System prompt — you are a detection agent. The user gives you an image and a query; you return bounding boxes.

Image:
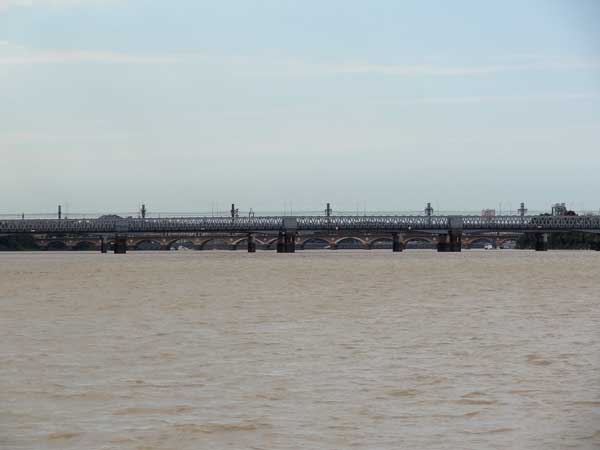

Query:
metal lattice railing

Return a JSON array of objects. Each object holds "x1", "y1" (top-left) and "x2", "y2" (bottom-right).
[{"x1": 1, "y1": 215, "x2": 600, "y2": 235}]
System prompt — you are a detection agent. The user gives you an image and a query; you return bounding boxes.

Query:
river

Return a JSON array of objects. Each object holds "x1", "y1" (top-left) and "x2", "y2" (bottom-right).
[{"x1": 1, "y1": 251, "x2": 599, "y2": 449}]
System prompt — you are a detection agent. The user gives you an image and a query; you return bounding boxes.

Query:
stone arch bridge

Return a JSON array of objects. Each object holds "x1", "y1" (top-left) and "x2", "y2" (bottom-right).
[{"x1": 34, "y1": 232, "x2": 521, "y2": 252}]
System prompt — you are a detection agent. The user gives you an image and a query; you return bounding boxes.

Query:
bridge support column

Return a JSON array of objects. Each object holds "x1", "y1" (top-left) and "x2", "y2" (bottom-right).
[
  {"x1": 100, "y1": 237, "x2": 107, "y2": 254},
  {"x1": 392, "y1": 233, "x2": 403, "y2": 252},
  {"x1": 247, "y1": 234, "x2": 256, "y2": 253},
  {"x1": 114, "y1": 235, "x2": 128, "y2": 254},
  {"x1": 449, "y1": 230, "x2": 462, "y2": 252},
  {"x1": 535, "y1": 233, "x2": 549, "y2": 251},
  {"x1": 285, "y1": 232, "x2": 296, "y2": 253},
  {"x1": 437, "y1": 234, "x2": 448, "y2": 252},
  {"x1": 277, "y1": 218, "x2": 298, "y2": 253},
  {"x1": 277, "y1": 231, "x2": 296, "y2": 253},
  {"x1": 438, "y1": 216, "x2": 463, "y2": 252},
  {"x1": 276, "y1": 232, "x2": 285, "y2": 253},
  {"x1": 437, "y1": 232, "x2": 462, "y2": 252}
]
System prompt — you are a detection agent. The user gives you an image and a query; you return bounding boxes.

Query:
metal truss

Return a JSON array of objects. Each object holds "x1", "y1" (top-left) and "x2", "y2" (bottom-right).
[{"x1": 1, "y1": 215, "x2": 600, "y2": 235}]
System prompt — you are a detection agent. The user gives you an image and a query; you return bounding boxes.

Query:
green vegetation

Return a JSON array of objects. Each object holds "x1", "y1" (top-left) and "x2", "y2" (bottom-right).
[
  {"x1": 517, "y1": 232, "x2": 600, "y2": 250},
  {"x1": 0, "y1": 235, "x2": 39, "y2": 251}
]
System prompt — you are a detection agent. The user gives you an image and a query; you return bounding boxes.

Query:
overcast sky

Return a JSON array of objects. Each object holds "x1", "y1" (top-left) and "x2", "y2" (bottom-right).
[{"x1": 1, "y1": 0, "x2": 599, "y2": 215}]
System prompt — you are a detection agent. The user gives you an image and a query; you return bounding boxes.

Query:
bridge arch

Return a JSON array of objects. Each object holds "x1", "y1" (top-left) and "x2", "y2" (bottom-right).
[
  {"x1": 498, "y1": 239, "x2": 518, "y2": 249},
  {"x1": 468, "y1": 238, "x2": 496, "y2": 249},
  {"x1": 368, "y1": 237, "x2": 393, "y2": 249},
  {"x1": 300, "y1": 237, "x2": 331, "y2": 250},
  {"x1": 167, "y1": 239, "x2": 195, "y2": 250},
  {"x1": 133, "y1": 239, "x2": 162, "y2": 251},
  {"x1": 231, "y1": 237, "x2": 249, "y2": 250},
  {"x1": 265, "y1": 238, "x2": 279, "y2": 250},
  {"x1": 73, "y1": 240, "x2": 98, "y2": 251},
  {"x1": 45, "y1": 241, "x2": 67, "y2": 251},
  {"x1": 404, "y1": 237, "x2": 435, "y2": 249},
  {"x1": 335, "y1": 237, "x2": 367, "y2": 249},
  {"x1": 199, "y1": 238, "x2": 230, "y2": 250},
  {"x1": 229, "y1": 237, "x2": 267, "y2": 250}
]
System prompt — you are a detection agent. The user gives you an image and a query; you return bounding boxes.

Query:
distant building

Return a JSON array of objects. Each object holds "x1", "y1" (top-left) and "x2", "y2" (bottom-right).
[
  {"x1": 552, "y1": 203, "x2": 568, "y2": 216},
  {"x1": 482, "y1": 209, "x2": 496, "y2": 218}
]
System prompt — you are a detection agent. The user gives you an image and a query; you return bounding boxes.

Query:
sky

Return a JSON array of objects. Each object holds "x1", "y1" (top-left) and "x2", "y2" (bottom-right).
[{"x1": 1, "y1": 0, "x2": 599, "y2": 215}]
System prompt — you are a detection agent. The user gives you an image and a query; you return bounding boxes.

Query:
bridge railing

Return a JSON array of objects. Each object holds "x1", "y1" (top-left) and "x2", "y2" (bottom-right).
[
  {"x1": 296, "y1": 215, "x2": 449, "y2": 230},
  {"x1": 462, "y1": 215, "x2": 600, "y2": 230},
  {"x1": 0, "y1": 217, "x2": 285, "y2": 234},
  {"x1": 1, "y1": 215, "x2": 600, "y2": 234}
]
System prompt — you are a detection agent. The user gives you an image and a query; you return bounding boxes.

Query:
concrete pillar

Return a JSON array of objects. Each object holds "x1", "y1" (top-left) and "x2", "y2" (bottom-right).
[
  {"x1": 100, "y1": 237, "x2": 107, "y2": 254},
  {"x1": 285, "y1": 232, "x2": 296, "y2": 253},
  {"x1": 437, "y1": 234, "x2": 449, "y2": 252},
  {"x1": 276, "y1": 231, "x2": 285, "y2": 253},
  {"x1": 276, "y1": 231, "x2": 296, "y2": 253},
  {"x1": 392, "y1": 232, "x2": 403, "y2": 252},
  {"x1": 247, "y1": 234, "x2": 256, "y2": 253},
  {"x1": 535, "y1": 233, "x2": 549, "y2": 251},
  {"x1": 439, "y1": 216, "x2": 463, "y2": 252},
  {"x1": 114, "y1": 235, "x2": 128, "y2": 254},
  {"x1": 437, "y1": 232, "x2": 462, "y2": 252},
  {"x1": 449, "y1": 230, "x2": 462, "y2": 252}
]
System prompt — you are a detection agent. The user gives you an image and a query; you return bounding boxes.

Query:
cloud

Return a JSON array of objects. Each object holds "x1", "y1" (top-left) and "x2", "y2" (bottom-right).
[
  {"x1": 214, "y1": 56, "x2": 600, "y2": 78},
  {"x1": 0, "y1": 50, "x2": 189, "y2": 65},
  {"x1": 0, "y1": 42, "x2": 198, "y2": 65},
  {"x1": 374, "y1": 92, "x2": 600, "y2": 106},
  {"x1": 1, "y1": 41, "x2": 599, "y2": 77},
  {"x1": 323, "y1": 60, "x2": 600, "y2": 77}
]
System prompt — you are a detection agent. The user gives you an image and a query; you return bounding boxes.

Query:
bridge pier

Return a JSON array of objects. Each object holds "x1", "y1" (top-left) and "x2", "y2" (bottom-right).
[
  {"x1": 114, "y1": 235, "x2": 128, "y2": 254},
  {"x1": 535, "y1": 233, "x2": 549, "y2": 251},
  {"x1": 438, "y1": 217, "x2": 463, "y2": 252},
  {"x1": 450, "y1": 230, "x2": 462, "y2": 252},
  {"x1": 392, "y1": 232, "x2": 403, "y2": 252},
  {"x1": 247, "y1": 234, "x2": 256, "y2": 253},
  {"x1": 276, "y1": 232, "x2": 285, "y2": 253},
  {"x1": 285, "y1": 232, "x2": 296, "y2": 253},
  {"x1": 277, "y1": 218, "x2": 297, "y2": 253},
  {"x1": 100, "y1": 237, "x2": 107, "y2": 254},
  {"x1": 437, "y1": 234, "x2": 450, "y2": 252},
  {"x1": 276, "y1": 231, "x2": 296, "y2": 253}
]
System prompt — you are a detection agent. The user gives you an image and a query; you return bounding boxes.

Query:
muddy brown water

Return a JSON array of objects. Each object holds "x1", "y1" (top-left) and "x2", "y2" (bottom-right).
[{"x1": 1, "y1": 251, "x2": 599, "y2": 449}]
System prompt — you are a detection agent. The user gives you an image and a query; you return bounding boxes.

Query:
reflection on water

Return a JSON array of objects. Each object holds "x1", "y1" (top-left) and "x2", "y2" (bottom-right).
[{"x1": 1, "y1": 251, "x2": 599, "y2": 449}]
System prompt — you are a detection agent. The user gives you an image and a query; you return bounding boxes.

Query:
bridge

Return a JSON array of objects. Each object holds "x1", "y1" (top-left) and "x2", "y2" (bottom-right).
[
  {"x1": 2, "y1": 214, "x2": 600, "y2": 253},
  {"x1": 32, "y1": 231, "x2": 524, "y2": 252}
]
